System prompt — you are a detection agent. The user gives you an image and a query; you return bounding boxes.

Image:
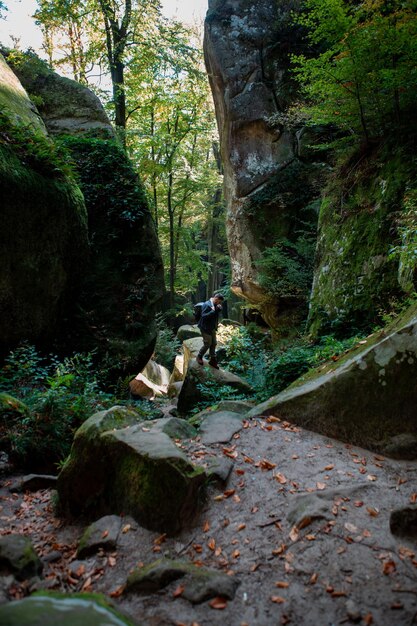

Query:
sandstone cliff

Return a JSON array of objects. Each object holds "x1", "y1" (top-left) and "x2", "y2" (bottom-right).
[
  {"x1": 1, "y1": 52, "x2": 164, "y2": 376},
  {"x1": 204, "y1": 0, "x2": 415, "y2": 336},
  {"x1": 204, "y1": 0, "x2": 325, "y2": 330}
]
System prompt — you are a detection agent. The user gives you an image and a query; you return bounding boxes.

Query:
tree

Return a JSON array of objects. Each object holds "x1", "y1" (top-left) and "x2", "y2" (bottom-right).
[
  {"x1": 292, "y1": 0, "x2": 417, "y2": 143},
  {"x1": 126, "y1": 24, "x2": 222, "y2": 306}
]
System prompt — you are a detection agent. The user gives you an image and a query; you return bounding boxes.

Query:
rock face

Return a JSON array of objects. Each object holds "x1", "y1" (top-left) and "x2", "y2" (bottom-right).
[
  {"x1": 204, "y1": 0, "x2": 324, "y2": 329},
  {"x1": 246, "y1": 304, "x2": 417, "y2": 456},
  {"x1": 0, "y1": 53, "x2": 88, "y2": 357},
  {"x1": 0, "y1": 593, "x2": 138, "y2": 626},
  {"x1": 57, "y1": 407, "x2": 205, "y2": 534},
  {"x1": 0, "y1": 535, "x2": 43, "y2": 580},
  {"x1": 5, "y1": 50, "x2": 115, "y2": 138},
  {"x1": 3, "y1": 51, "x2": 164, "y2": 373},
  {"x1": 178, "y1": 360, "x2": 252, "y2": 414}
]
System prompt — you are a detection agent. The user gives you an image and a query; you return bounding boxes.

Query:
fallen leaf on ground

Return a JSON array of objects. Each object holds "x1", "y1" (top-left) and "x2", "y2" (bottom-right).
[
  {"x1": 208, "y1": 538, "x2": 216, "y2": 551},
  {"x1": 122, "y1": 524, "x2": 131, "y2": 533},
  {"x1": 223, "y1": 489, "x2": 235, "y2": 498},
  {"x1": 274, "y1": 473, "x2": 287, "y2": 484},
  {"x1": 275, "y1": 581, "x2": 289, "y2": 588},
  {"x1": 366, "y1": 506, "x2": 379, "y2": 517},
  {"x1": 363, "y1": 613, "x2": 373, "y2": 624},
  {"x1": 203, "y1": 520, "x2": 210, "y2": 532},
  {"x1": 271, "y1": 596, "x2": 285, "y2": 604},
  {"x1": 154, "y1": 533, "x2": 166, "y2": 545},
  {"x1": 383, "y1": 560, "x2": 396, "y2": 575},
  {"x1": 101, "y1": 530, "x2": 109, "y2": 539},
  {"x1": 310, "y1": 572, "x2": 318, "y2": 584},
  {"x1": 289, "y1": 526, "x2": 299, "y2": 542},
  {"x1": 259, "y1": 459, "x2": 276, "y2": 471},
  {"x1": 109, "y1": 585, "x2": 125, "y2": 598},
  {"x1": 316, "y1": 482, "x2": 326, "y2": 490},
  {"x1": 173, "y1": 584, "x2": 185, "y2": 598},
  {"x1": 324, "y1": 464, "x2": 334, "y2": 471},
  {"x1": 237, "y1": 523, "x2": 246, "y2": 531},
  {"x1": 410, "y1": 493, "x2": 417, "y2": 503},
  {"x1": 367, "y1": 475, "x2": 377, "y2": 481},
  {"x1": 209, "y1": 597, "x2": 228, "y2": 610}
]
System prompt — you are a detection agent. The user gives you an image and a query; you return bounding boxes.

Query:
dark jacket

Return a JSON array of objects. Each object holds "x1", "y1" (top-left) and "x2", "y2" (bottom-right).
[{"x1": 198, "y1": 299, "x2": 221, "y2": 333}]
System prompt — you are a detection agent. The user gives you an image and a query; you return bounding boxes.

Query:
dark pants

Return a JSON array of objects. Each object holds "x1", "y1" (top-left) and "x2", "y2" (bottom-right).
[{"x1": 198, "y1": 330, "x2": 217, "y2": 359}]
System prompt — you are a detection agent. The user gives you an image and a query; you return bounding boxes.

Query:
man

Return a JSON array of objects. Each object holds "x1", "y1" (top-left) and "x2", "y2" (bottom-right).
[{"x1": 196, "y1": 293, "x2": 224, "y2": 369}]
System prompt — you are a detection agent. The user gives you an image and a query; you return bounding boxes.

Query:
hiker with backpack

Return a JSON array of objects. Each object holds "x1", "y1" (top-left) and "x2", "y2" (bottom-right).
[{"x1": 195, "y1": 293, "x2": 224, "y2": 369}]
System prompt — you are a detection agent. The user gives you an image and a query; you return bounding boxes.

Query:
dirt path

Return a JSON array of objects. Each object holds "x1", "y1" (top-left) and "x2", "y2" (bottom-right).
[{"x1": 1, "y1": 415, "x2": 416, "y2": 626}]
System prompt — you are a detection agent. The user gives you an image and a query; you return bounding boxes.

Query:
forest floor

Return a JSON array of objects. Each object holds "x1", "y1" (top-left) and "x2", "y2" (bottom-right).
[{"x1": 1, "y1": 411, "x2": 417, "y2": 626}]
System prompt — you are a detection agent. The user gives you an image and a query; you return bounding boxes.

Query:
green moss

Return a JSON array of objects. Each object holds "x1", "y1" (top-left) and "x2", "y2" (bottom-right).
[
  {"x1": 308, "y1": 142, "x2": 417, "y2": 337},
  {"x1": 0, "y1": 592, "x2": 138, "y2": 626},
  {"x1": 0, "y1": 130, "x2": 88, "y2": 354},
  {"x1": 0, "y1": 54, "x2": 46, "y2": 130}
]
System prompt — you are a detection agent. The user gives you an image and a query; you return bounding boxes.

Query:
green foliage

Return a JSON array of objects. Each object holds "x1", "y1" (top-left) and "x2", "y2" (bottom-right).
[
  {"x1": 217, "y1": 325, "x2": 364, "y2": 402},
  {"x1": 0, "y1": 109, "x2": 74, "y2": 179},
  {"x1": 256, "y1": 235, "x2": 316, "y2": 300},
  {"x1": 194, "y1": 379, "x2": 247, "y2": 414},
  {"x1": 60, "y1": 135, "x2": 147, "y2": 226},
  {"x1": 292, "y1": 0, "x2": 417, "y2": 143},
  {"x1": 389, "y1": 188, "x2": 417, "y2": 291},
  {"x1": 153, "y1": 315, "x2": 181, "y2": 370},
  {"x1": 0, "y1": 344, "x2": 117, "y2": 470}
]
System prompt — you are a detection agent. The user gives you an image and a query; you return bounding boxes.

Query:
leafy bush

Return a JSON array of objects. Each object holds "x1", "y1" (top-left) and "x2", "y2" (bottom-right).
[
  {"x1": 256, "y1": 236, "x2": 316, "y2": 300},
  {"x1": 0, "y1": 344, "x2": 120, "y2": 471},
  {"x1": 217, "y1": 325, "x2": 364, "y2": 402},
  {"x1": 153, "y1": 315, "x2": 181, "y2": 370}
]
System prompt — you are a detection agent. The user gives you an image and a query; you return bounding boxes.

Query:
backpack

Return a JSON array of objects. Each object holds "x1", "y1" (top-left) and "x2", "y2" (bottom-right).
[{"x1": 193, "y1": 301, "x2": 205, "y2": 323}]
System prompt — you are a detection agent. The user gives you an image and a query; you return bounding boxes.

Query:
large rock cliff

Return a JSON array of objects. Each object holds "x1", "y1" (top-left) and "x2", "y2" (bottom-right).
[
  {"x1": 1, "y1": 52, "x2": 164, "y2": 375},
  {"x1": 0, "y1": 53, "x2": 88, "y2": 356},
  {"x1": 204, "y1": 0, "x2": 325, "y2": 330},
  {"x1": 204, "y1": 0, "x2": 415, "y2": 336}
]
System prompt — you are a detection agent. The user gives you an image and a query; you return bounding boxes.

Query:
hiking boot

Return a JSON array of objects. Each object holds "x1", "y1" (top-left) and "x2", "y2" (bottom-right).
[
  {"x1": 196, "y1": 356, "x2": 204, "y2": 365},
  {"x1": 209, "y1": 358, "x2": 219, "y2": 369}
]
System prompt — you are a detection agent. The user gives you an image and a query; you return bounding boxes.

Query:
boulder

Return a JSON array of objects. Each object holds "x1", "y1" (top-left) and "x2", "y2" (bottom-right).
[
  {"x1": 168, "y1": 381, "x2": 183, "y2": 398},
  {"x1": 178, "y1": 360, "x2": 252, "y2": 415},
  {"x1": 142, "y1": 360, "x2": 171, "y2": 387},
  {"x1": 129, "y1": 360, "x2": 171, "y2": 399},
  {"x1": 0, "y1": 593, "x2": 138, "y2": 626},
  {"x1": 126, "y1": 558, "x2": 240, "y2": 604},
  {"x1": 182, "y1": 337, "x2": 204, "y2": 375},
  {"x1": 5, "y1": 51, "x2": 164, "y2": 377},
  {"x1": 150, "y1": 417, "x2": 197, "y2": 440},
  {"x1": 177, "y1": 325, "x2": 201, "y2": 342},
  {"x1": 169, "y1": 355, "x2": 185, "y2": 384},
  {"x1": 246, "y1": 307, "x2": 417, "y2": 455},
  {"x1": 199, "y1": 410, "x2": 245, "y2": 445},
  {"x1": 0, "y1": 535, "x2": 43, "y2": 580},
  {"x1": 57, "y1": 406, "x2": 205, "y2": 534},
  {"x1": 77, "y1": 515, "x2": 123, "y2": 558},
  {"x1": 0, "y1": 53, "x2": 88, "y2": 357}
]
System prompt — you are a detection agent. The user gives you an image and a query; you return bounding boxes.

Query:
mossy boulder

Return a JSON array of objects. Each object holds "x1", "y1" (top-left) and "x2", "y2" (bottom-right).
[
  {"x1": 126, "y1": 558, "x2": 240, "y2": 603},
  {"x1": 0, "y1": 54, "x2": 88, "y2": 357},
  {"x1": 0, "y1": 535, "x2": 43, "y2": 580},
  {"x1": 0, "y1": 592, "x2": 139, "y2": 626},
  {"x1": 308, "y1": 145, "x2": 417, "y2": 336},
  {"x1": 246, "y1": 304, "x2": 417, "y2": 455},
  {"x1": 4, "y1": 50, "x2": 115, "y2": 139},
  {"x1": 177, "y1": 360, "x2": 252, "y2": 415},
  {"x1": 3, "y1": 50, "x2": 164, "y2": 375},
  {"x1": 57, "y1": 407, "x2": 205, "y2": 534}
]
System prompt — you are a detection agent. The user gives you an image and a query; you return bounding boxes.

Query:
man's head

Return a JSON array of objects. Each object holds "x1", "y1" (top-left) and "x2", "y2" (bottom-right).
[{"x1": 212, "y1": 293, "x2": 224, "y2": 306}]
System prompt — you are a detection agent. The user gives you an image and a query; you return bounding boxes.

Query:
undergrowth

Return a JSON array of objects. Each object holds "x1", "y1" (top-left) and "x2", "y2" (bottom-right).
[{"x1": 0, "y1": 343, "x2": 156, "y2": 471}]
